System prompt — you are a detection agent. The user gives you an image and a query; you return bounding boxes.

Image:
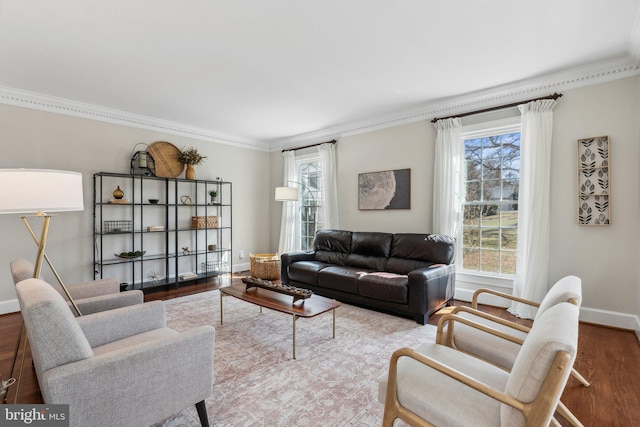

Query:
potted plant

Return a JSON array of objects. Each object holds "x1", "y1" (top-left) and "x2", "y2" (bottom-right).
[
  {"x1": 178, "y1": 146, "x2": 207, "y2": 179},
  {"x1": 208, "y1": 189, "x2": 218, "y2": 204}
]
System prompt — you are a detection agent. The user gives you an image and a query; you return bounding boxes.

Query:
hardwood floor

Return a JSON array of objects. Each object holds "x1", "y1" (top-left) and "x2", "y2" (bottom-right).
[{"x1": 2, "y1": 274, "x2": 639, "y2": 426}]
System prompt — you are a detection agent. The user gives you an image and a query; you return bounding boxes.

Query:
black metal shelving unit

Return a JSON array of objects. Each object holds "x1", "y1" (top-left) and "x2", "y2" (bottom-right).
[{"x1": 93, "y1": 172, "x2": 232, "y2": 291}]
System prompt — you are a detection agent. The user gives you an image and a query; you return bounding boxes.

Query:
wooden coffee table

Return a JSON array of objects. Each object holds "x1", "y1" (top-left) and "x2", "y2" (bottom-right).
[{"x1": 220, "y1": 283, "x2": 341, "y2": 359}]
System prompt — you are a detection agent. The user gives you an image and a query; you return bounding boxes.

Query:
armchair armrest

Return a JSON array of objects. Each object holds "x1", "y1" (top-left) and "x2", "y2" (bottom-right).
[
  {"x1": 448, "y1": 305, "x2": 531, "y2": 334},
  {"x1": 436, "y1": 312, "x2": 525, "y2": 349},
  {"x1": 471, "y1": 288, "x2": 539, "y2": 310},
  {"x1": 77, "y1": 301, "x2": 166, "y2": 348},
  {"x1": 72, "y1": 290, "x2": 144, "y2": 316},
  {"x1": 62, "y1": 277, "x2": 120, "y2": 299},
  {"x1": 42, "y1": 325, "x2": 215, "y2": 427}
]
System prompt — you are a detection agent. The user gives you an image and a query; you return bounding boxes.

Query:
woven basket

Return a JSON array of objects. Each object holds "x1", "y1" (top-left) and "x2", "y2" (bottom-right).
[
  {"x1": 250, "y1": 253, "x2": 280, "y2": 280},
  {"x1": 191, "y1": 216, "x2": 218, "y2": 229}
]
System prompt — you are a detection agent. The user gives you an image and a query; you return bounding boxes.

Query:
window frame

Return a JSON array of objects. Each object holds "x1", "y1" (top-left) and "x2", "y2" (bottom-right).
[
  {"x1": 295, "y1": 152, "x2": 323, "y2": 250},
  {"x1": 459, "y1": 117, "x2": 521, "y2": 278}
]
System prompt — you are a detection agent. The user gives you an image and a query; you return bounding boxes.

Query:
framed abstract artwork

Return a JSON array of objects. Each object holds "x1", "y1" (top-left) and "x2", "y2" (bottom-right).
[
  {"x1": 358, "y1": 168, "x2": 411, "y2": 210},
  {"x1": 577, "y1": 136, "x2": 610, "y2": 225}
]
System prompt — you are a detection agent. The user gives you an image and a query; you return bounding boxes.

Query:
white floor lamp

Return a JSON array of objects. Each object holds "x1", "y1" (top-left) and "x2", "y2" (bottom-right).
[{"x1": 0, "y1": 168, "x2": 84, "y2": 403}]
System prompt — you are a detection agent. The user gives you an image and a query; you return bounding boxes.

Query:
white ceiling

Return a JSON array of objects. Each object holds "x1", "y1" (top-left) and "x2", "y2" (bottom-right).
[{"x1": 1, "y1": 0, "x2": 639, "y2": 149}]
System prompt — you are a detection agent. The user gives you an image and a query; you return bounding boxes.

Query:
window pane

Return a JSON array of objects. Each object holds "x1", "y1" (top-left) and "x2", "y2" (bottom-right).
[
  {"x1": 502, "y1": 179, "x2": 519, "y2": 200},
  {"x1": 463, "y1": 249, "x2": 480, "y2": 271},
  {"x1": 501, "y1": 251, "x2": 517, "y2": 275},
  {"x1": 479, "y1": 250, "x2": 499, "y2": 273},
  {"x1": 481, "y1": 227, "x2": 500, "y2": 250},
  {"x1": 500, "y1": 210, "x2": 518, "y2": 250},
  {"x1": 466, "y1": 181, "x2": 481, "y2": 202},
  {"x1": 482, "y1": 180, "x2": 501, "y2": 201}
]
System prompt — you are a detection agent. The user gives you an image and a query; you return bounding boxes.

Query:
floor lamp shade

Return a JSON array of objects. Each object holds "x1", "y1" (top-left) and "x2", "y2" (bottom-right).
[
  {"x1": 275, "y1": 186, "x2": 299, "y2": 202},
  {"x1": 0, "y1": 169, "x2": 84, "y2": 403},
  {"x1": 0, "y1": 169, "x2": 84, "y2": 214}
]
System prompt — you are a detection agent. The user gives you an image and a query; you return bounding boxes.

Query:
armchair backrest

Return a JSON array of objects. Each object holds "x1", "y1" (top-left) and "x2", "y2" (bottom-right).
[
  {"x1": 503, "y1": 302, "x2": 579, "y2": 426},
  {"x1": 10, "y1": 259, "x2": 33, "y2": 285},
  {"x1": 16, "y1": 278, "x2": 93, "y2": 373},
  {"x1": 535, "y1": 275, "x2": 582, "y2": 320}
]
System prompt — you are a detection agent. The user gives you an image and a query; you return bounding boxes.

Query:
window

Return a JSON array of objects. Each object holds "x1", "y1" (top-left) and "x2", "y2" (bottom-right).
[
  {"x1": 461, "y1": 121, "x2": 520, "y2": 275},
  {"x1": 297, "y1": 156, "x2": 324, "y2": 250}
]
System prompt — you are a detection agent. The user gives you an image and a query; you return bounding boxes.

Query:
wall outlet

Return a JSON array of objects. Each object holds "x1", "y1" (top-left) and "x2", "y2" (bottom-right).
[{"x1": 239, "y1": 251, "x2": 245, "y2": 259}]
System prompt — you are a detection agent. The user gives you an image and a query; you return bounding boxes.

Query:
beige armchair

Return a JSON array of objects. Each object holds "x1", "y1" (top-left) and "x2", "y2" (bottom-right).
[
  {"x1": 438, "y1": 275, "x2": 588, "y2": 426},
  {"x1": 16, "y1": 278, "x2": 215, "y2": 427},
  {"x1": 379, "y1": 301, "x2": 579, "y2": 427},
  {"x1": 11, "y1": 259, "x2": 143, "y2": 315}
]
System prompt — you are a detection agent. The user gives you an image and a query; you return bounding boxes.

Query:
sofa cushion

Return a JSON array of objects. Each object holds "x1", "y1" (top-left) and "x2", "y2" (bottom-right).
[
  {"x1": 318, "y1": 265, "x2": 370, "y2": 294},
  {"x1": 358, "y1": 272, "x2": 408, "y2": 304},
  {"x1": 346, "y1": 253, "x2": 388, "y2": 271},
  {"x1": 386, "y1": 258, "x2": 435, "y2": 275},
  {"x1": 351, "y1": 232, "x2": 393, "y2": 257},
  {"x1": 314, "y1": 229, "x2": 352, "y2": 253},
  {"x1": 288, "y1": 261, "x2": 330, "y2": 285},
  {"x1": 390, "y1": 234, "x2": 455, "y2": 265},
  {"x1": 315, "y1": 250, "x2": 349, "y2": 266}
]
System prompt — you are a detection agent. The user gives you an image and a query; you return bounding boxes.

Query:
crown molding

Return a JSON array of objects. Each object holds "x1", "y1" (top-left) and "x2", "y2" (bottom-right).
[
  {"x1": 2, "y1": 54, "x2": 639, "y2": 154},
  {"x1": 270, "y1": 55, "x2": 640, "y2": 152},
  {"x1": 0, "y1": 86, "x2": 268, "y2": 152}
]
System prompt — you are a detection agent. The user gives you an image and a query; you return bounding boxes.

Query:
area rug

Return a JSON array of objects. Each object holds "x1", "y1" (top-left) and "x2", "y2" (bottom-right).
[{"x1": 156, "y1": 290, "x2": 436, "y2": 427}]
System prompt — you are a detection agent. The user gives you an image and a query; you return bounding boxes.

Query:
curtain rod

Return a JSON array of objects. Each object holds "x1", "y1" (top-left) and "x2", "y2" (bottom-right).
[
  {"x1": 430, "y1": 93, "x2": 563, "y2": 123},
  {"x1": 281, "y1": 139, "x2": 336, "y2": 153}
]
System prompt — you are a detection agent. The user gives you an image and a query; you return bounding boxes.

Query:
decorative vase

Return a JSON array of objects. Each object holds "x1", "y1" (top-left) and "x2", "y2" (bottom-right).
[
  {"x1": 113, "y1": 186, "x2": 124, "y2": 199},
  {"x1": 185, "y1": 164, "x2": 196, "y2": 180}
]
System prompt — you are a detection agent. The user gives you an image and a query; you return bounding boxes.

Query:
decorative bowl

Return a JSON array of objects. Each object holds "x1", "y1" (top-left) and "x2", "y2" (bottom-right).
[
  {"x1": 115, "y1": 251, "x2": 146, "y2": 259},
  {"x1": 148, "y1": 199, "x2": 159, "y2": 204}
]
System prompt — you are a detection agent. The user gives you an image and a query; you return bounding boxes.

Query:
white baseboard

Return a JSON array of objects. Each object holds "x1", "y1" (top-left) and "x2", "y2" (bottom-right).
[
  {"x1": 579, "y1": 307, "x2": 640, "y2": 331},
  {"x1": 0, "y1": 298, "x2": 20, "y2": 315},
  {"x1": 234, "y1": 262, "x2": 250, "y2": 273},
  {"x1": 455, "y1": 285, "x2": 640, "y2": 331}
]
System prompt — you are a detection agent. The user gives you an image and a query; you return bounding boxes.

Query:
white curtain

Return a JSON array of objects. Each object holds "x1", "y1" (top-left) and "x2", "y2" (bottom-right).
[
  {"x1": 509, "y1": 99, "x2": 557, "y2": 319},
  {"x1": 278, "y1": 151, "x2": 299, "y2": 254},
  {"x1": 432, "y1": 118, "x2": 464, "y2": 238},
  {"x1": 318, "y1": 142, "x2": 339, "y2": 229}
]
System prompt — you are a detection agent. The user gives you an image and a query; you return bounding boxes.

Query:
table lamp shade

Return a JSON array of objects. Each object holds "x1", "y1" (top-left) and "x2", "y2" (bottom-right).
[
  {"x1": 275, "y1": 186, "x2": 299, "y2": 202},
  {"x1": 0, "y1": 169, "x2": 84, "y2": 214}
]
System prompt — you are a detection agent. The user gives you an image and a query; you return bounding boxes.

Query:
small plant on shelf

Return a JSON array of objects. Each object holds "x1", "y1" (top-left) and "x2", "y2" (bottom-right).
[{"x1": 209, "y1": 189, "x2": 218, "y2": 204}]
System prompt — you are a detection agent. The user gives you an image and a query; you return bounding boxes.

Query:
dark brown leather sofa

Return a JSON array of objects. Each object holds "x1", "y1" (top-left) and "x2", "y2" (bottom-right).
[{"x1": 280, "y1": 229, "x2": 456, "y2": 324}]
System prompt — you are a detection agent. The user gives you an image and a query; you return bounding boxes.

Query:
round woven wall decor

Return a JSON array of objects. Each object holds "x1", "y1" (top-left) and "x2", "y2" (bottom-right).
[{"x1": 148, "y1": 141, "x2": 184, "y2": 178}]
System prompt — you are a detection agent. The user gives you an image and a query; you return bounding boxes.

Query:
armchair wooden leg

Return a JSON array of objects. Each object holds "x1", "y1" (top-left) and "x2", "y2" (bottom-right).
[
  {"x1": 195, "y1": 400, "x2": 209, "y2": 427},
  {"x1": 557, "y1": 401, "x2": 584, "y2": 427},
  {"x1": 571, "y1": 367, "x2": 590, "y2": 387}
]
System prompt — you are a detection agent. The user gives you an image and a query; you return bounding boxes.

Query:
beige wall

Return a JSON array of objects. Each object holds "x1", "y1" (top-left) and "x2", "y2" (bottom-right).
[
  {"x1": 550, "y1": 76, "x2": 640, "y2": 327},
  {"x1": 3, "y1": 75, "x2": 639, "y2": 329},
  {"x1": 270, "y1": 76, "x2": 640, "y2": 330},
  {"x1": 0, "y1": 104, "x2": 272, "y2": 312}
]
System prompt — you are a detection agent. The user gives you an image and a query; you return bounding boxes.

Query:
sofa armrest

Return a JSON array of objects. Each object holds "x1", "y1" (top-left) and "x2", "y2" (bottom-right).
[
  {"x1": 280, "y1": 251, "x2": 316, "y2": 284},
  {"x1": 407, "y1": 264, "x2": 456, "y2": 315},
  {"x1": 77, "y1": 301, "x2": 166, "y2": 348},
  {"x1": 41, "y1": 325, "x2": 215, "y2": 427},
  {"x1": 60, "y1": 277, "x2": 120, "y2": 299}
]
